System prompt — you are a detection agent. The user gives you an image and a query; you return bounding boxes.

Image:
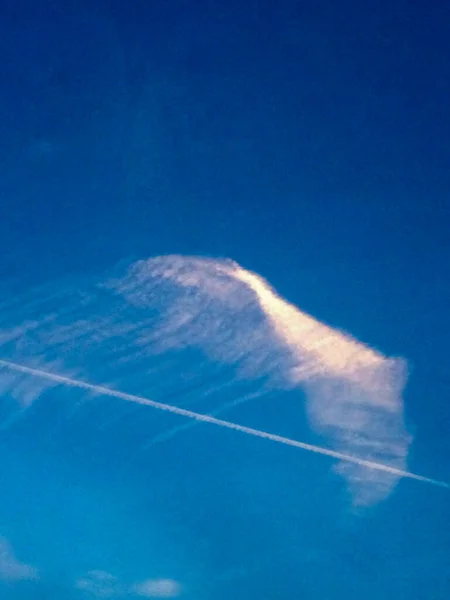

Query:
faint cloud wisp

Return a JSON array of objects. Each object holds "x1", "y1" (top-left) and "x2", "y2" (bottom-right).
[
  {"x1": 134, "y1": 578, "x2": 181, "y2": 597},
  {"x1": 75, "y1": 570, "x2": 181, "y2": 598},
  {"x1": 0, "y1": 536, "x2": 39, "y2": 583},
  {"x1": 0, "y1": 254, "x2": 441, "y2": 506}
]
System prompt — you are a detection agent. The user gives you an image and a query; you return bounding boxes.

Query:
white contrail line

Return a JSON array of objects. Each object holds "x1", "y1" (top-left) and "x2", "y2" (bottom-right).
[
  {"x1": 143, "y1": 389, "x2": 267, "y2": 449},
  {"x1": 0, "y1": 358, "x2": 448, "y2": 490}
]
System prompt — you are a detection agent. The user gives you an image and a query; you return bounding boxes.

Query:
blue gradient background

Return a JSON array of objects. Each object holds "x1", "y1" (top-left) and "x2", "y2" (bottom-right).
[{"x1": 0, "y1": 0, "x2": 449, "y2": 597}]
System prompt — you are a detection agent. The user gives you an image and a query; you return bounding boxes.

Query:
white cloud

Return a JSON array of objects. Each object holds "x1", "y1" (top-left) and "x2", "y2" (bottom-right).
[
  {"x1": 0, "y1": 536, "x2": 39, "y2": 583},
  {"x1": 75, "y1": 570, "x2": 181, "y2": 598},
  {"x1": 75, "y1": 570, "x2": 121, "y2": 597},
  {"x1": 0, "y1": 254, "x2": 416, "y2": 506},
  {"x1": 134, "y1": 578, "x2": 181, "y2": 598}
]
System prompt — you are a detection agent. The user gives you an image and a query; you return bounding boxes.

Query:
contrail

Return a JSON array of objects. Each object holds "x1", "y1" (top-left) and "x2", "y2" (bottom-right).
[{"x1": 0, "y1": 358, "x2": 448, "y2": 490}]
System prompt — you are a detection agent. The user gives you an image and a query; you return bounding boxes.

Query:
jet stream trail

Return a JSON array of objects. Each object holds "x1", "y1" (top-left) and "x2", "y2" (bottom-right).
[{"x1": 0, "y1": 358, "x2": 448, "y2": 490}]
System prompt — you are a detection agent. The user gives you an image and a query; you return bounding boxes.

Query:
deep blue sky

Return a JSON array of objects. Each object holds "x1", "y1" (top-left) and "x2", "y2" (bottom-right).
[{"x1": 0, "y1": 0, "x2": 449, "y2": 597}]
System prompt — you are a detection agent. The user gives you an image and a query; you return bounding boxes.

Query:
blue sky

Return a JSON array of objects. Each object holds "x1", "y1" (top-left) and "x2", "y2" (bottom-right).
[{"x1": 0, "y1": 0, "x2": 449, "y2": 597}]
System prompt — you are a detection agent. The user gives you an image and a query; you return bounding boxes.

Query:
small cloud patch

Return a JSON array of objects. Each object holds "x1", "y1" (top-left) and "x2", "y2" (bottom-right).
[
  {"x1": 134, "y1": 578, "x2": 182, "y2": 598},
  {"x1": 75, "y1": 570, "x2": 121, "y2": 597},
  {"x1": 0, "y1": 536, "x2": 39, "y2": 583},
  {"x1": 75, "y1": 569, "x2": 182, "y2": 598}
]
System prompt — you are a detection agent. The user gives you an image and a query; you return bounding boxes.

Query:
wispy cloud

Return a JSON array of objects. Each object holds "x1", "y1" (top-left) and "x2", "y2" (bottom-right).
[
  {"x1": 75, "y1": 570, "x2": 121, "y2": 597},
  {"x1": 133, "y1": 578, "x2": 181, "y2": 597},
  {"x1": 0, "y1": 536, "x2": 39, "y2": 583},
  {"x1": 110, "y1": 255, "x2": 415, "y2": 504},
  {"x1": 75, "y1": 570, "x2": 181, "y2": 598},
  {"x1": 0, "y1": 254, "x2": 436, "y2": 506}
]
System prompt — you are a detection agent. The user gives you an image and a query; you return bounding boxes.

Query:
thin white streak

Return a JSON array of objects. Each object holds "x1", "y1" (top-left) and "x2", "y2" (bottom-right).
[
  {"x1": 143, "y1": 389, "x2": 267, "y2": 448},
  {"x1": 0, "y1": 358, "x2": 447, "y2": 490}
]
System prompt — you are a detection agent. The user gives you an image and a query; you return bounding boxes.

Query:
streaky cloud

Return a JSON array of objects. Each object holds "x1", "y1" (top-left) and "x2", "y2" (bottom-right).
[
  {"x1": 0, "y1": 254, "x2": 445, "y2": 505},
  {"x1": 74, "y1": 569, "x2": 181, "y2": 598}
]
